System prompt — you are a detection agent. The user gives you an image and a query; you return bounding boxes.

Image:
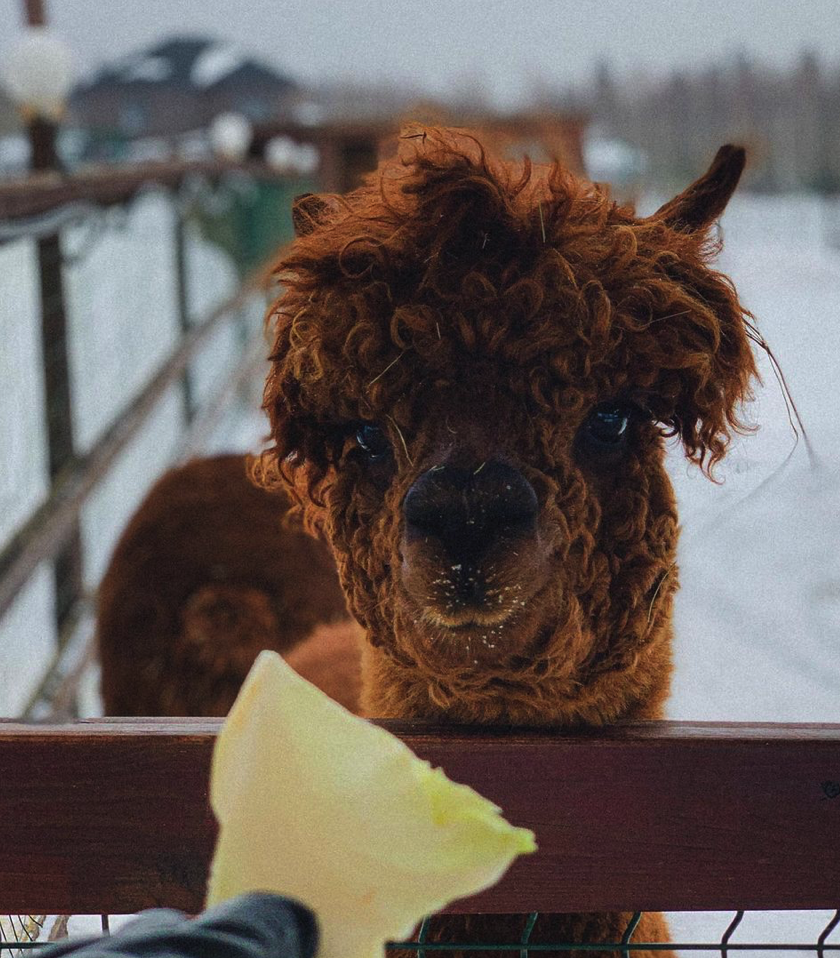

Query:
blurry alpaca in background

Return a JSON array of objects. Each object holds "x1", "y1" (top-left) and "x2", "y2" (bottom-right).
[{"x1": 97, "y1": 454, "x2": 361, "y2": 716}]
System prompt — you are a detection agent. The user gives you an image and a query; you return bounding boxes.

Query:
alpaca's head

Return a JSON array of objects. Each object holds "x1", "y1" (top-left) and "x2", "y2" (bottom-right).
[{"x1": 258, "y1": 128, "x2": 757, "y2": 725}]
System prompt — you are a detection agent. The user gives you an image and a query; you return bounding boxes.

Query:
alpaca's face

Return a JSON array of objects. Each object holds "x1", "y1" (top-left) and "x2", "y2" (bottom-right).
[
  {"x1": 262, "y1": 132, "x2": 756, "y2": 722},
  {"x1": 328, "y1": 374, "x2": 678, "y2": 680}
]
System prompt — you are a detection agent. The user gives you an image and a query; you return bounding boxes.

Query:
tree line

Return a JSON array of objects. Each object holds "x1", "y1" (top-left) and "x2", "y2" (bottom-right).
[{"x1": 561, "y1": 52, "x2": 840, "y2": 194}]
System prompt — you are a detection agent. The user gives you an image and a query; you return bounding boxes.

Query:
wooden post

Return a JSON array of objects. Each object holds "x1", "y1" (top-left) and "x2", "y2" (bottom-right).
[
  {"x1": 24, "y1": 0, "x2": 45, "y2": 26},
  {"x1": 35, "y1": 229, "x2": 84, "y2": 633},
  {"x1": 23, "y1": 0, "x2": 85, "y2": 638}
]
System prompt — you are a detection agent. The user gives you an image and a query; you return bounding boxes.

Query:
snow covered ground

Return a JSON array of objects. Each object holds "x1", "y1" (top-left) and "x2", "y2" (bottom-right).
[
  {"x1": 667, "y1": 198, "x2": 840, "y2": 724},
  {"x1": 650, "y1": 195, "x2": 840, "y2": 953}
]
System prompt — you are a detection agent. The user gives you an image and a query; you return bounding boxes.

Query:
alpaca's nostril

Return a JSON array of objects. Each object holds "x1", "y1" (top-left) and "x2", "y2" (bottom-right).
[{"x1": 403, "y1": 460, "x2": 538, "y2": 557}]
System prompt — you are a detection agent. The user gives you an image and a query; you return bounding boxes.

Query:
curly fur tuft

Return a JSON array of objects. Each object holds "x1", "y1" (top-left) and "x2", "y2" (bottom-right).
[{"x1": 260, "y1": 128, "x2": 755, "y2": 515}]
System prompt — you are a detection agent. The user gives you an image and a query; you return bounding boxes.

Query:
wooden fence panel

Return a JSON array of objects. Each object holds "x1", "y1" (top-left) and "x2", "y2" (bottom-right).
[{"x1": 1, "y1": 720, "x2": 839, "y2": 916}]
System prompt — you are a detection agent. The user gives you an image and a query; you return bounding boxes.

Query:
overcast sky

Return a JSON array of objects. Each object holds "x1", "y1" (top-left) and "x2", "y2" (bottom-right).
[{"x1": 2, "y1": 0, "x2": 840, "y2": 107}]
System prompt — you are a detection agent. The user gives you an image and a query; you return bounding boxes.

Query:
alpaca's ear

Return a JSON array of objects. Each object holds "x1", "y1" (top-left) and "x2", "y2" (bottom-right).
[
  {"x1": 292, "y1": 192, "x2": 329, "y2": 237},
  {"x1": 649, "y1": 145, "x2": 746, "y2": 232}
]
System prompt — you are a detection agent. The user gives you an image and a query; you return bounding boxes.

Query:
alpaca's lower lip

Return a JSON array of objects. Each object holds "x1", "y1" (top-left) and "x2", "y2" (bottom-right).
[{"x1": 422, "y1": 608, "x2": 516, "y2": 630}]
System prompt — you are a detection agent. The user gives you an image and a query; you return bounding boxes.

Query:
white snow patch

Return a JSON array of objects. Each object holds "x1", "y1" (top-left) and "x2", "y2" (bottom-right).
[
  {"x1": 0, "y1": 566, "x2": 55, "y2": 716},
  {"x1": 584, "y1": 136, "x2": 646, "y2": 183},
  {"x1": 0, "y1": 134, "x2": 31, "y2": 174},
  {"x1": 665, "y1": 194, "x2": 840, "y2": 725},
  {"x1": 0, "y1": 237, "x2": 48, "y2": 544},
  {"x1": 120, "y1": 56, "x2": 172, "y2": 83},
  {"x1": 191, "y1": 45, "x2": 244, "y2": 88},
  {"x1": 63, "y1": 193, "x2": 181, "y2": 453}
]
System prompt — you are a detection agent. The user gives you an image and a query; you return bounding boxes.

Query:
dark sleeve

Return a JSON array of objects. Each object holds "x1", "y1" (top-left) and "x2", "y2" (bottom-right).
[{"x1": 38, "y1": 893, "x2": 318, "y2": 958}]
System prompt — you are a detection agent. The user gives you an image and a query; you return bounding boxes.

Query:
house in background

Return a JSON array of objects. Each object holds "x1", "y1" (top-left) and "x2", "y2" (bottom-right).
[
  {"x1": 251, "y1": 108, "x2": 588, "y2": 194},
  {"x1": 70, "y1": 35, "x2": 299, "y2": 161}
]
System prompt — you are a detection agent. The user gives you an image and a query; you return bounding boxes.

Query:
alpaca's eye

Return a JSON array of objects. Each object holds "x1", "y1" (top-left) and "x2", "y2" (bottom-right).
[
  {"x1": 355, "y1": 423, "x2": 391, "y2": 460},
  {"x1": 579, "y1": 403, "x2": 636, "y2": 455}
]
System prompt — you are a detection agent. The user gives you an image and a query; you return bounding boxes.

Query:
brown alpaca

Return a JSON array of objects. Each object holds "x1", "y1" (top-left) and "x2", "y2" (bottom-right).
[
  {"x1": 97, "y1": 454, "x2": 361, "y2": 716},
  {"x1": 255, "y1": 128, "x2": 757, "y2": 955}
]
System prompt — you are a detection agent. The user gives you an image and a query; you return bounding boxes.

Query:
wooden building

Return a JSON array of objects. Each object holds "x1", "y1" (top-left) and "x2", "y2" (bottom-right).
[{"x1": 251, "y1": 107, "x2": 588, "y2": 194}]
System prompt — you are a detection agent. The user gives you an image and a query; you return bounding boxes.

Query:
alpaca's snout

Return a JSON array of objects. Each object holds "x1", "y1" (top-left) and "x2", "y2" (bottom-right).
[
  {"x1": 403, "y1": 459, "x2": 538, "y2": 561},
  {"x1": 400, "y1": 459, "x2": 549, "y2": 633}
]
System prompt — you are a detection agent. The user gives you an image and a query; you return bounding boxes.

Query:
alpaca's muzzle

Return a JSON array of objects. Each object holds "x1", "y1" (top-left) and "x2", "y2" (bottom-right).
[{"x1": 399, "y1": 459, "x2": 546, "y2": 628}]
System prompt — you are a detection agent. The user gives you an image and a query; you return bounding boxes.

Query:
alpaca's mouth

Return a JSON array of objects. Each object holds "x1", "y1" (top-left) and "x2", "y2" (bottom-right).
[
  {"x1": 398, "y1": 537, "x2": 556, "y2": 656},
  {"x1": 419, "y1": 606, "x2": 523, "y2": 657},
  {"x1": 396, "y1": 567, "x2": 562, "y2": 662},
  {"x1": 421, "y1": 607, "x2": 517, "y2": 630}
]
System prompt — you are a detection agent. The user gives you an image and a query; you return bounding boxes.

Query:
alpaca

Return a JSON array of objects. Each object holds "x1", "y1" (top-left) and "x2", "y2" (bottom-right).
[
  {"x1": 97, "y1": 454, "x2": 361, "y2": 716},
  {"x1": 255, "y1": 127, "x2": 757, "y2": 955}
]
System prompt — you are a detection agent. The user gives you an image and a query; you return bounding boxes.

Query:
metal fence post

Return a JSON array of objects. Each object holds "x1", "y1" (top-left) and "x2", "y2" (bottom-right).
[{"x1": 173, "y1": 205, "x2": 196, "y2": 425}]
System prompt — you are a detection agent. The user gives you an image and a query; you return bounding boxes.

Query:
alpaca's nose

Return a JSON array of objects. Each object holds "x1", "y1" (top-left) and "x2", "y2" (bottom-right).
[{"x1": 403, "y1": 459, "x2": 538, "y2": 559}]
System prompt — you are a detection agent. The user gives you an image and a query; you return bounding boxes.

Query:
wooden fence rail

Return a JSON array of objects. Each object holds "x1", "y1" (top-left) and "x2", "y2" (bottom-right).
[
  {"x1": 0, "y1": 160, "x2": 286, "y2": 223},
  {"x1": 1, "y1": 720, "x2": 839, "y2": 916}
]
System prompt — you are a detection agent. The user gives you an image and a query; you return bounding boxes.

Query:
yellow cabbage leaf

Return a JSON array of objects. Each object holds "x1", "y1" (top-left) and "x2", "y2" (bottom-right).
[{"x1": 206, "y1": 650, "x2": 536, "y2": 958}]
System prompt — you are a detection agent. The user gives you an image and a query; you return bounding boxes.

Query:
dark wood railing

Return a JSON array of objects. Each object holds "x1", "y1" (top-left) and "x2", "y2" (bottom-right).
[
  {"x1": 0, "y1": 159, "x2": 287, "y2": 222},
  {"x1": 1, "y1": 720, "x2": 839, "y2": 916}
]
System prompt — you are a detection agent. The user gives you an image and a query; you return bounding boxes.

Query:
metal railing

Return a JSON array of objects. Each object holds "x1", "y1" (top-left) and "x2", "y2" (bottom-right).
[{"x1": 0, "y1": 159, "x2": 311, "y2": 719}]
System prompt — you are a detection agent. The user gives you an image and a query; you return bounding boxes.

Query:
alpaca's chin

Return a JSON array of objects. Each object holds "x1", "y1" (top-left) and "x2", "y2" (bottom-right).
[
  {"x1": 393, "y1": 574, "x2": 560, "y2": 664},
  {"x1": 421, "y1": 611, "x2": 524, "y2": 657}
]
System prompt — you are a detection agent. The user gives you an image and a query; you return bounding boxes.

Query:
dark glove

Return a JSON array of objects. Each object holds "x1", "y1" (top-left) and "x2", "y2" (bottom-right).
[{"x1": 38, "y1": 893, "x2": 318, "y2": 958}]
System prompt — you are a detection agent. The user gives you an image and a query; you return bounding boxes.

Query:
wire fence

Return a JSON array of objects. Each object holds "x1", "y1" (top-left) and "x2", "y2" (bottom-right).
[
  {"x1": 0, "y1": 159, "x2": 311, "y2": 955},
  {"x1": 3, "y1": 910, "x2": 840, "y2": 954}
]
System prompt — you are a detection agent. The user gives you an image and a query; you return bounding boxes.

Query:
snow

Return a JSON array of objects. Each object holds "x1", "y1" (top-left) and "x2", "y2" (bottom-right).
[
  {"x1": 0, "y1": 566, "x2": 55, "y2": 715},
  {"x1": 0, "y1": 236, "x2": 48, "y2": 543},
  {"x1": 584, "y1": 135, "x2": 647, "y2": 184},
  {"x1": 666, "y1": 204, "x2": 840, "y2": 725},
  {"x1": 64, "y1": 193, "x2": 181, "y2": 454},
  {"x1": 191, "y1": 44, "x2": 245, "y2": 89},
  {"x1": 0, "y1": 134, "x2": 31, "y2": 175},
  {"x1": 120, "y1": 55, "x2": 172, "y2": 83}
]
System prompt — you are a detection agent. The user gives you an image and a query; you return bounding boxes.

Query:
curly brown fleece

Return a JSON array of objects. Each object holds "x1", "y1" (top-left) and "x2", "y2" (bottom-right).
[
  {"x1": 97, "y1": 455, "x2": 359, "y2": 716},
  {"x1": 256, "y1": 127, "x2": 757, "y2": 955},
  {"x1": 257, "y1": 127, "x2": 754, "y2": 716}
]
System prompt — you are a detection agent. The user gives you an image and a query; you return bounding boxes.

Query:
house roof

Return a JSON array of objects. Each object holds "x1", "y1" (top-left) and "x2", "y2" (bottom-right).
[{"x1": 73, "y1": 35, "x2": 297, "y2": 97}]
